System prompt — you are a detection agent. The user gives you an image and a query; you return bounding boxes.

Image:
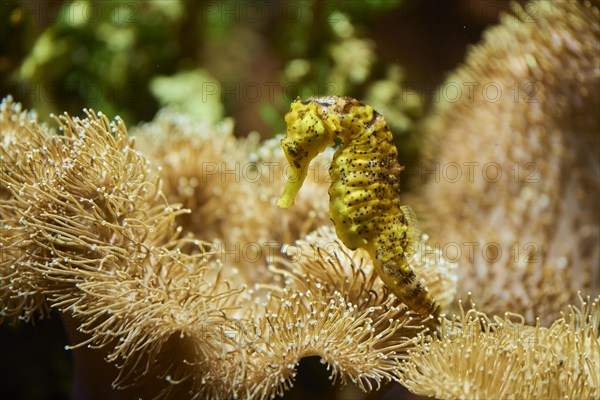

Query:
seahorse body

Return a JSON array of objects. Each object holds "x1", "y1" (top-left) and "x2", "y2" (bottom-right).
[{"x1": 277, "y1": 96, "x2": 440, "y2": 317}]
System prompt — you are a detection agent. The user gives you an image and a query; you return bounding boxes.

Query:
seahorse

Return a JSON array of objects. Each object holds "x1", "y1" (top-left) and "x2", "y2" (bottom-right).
[{"x1": 276, "y1": 96, "x2": 440, "y2": 317}]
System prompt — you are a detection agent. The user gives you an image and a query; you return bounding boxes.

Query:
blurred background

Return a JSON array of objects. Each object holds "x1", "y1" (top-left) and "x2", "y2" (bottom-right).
[{"x1": 1, "y1": 0, "x2": 517, "y2": 399}]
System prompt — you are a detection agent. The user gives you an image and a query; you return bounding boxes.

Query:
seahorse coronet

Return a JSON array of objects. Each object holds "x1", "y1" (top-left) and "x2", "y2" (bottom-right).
[{"x1": 277, "y1": 96, "x2": 440, "y2": 317}]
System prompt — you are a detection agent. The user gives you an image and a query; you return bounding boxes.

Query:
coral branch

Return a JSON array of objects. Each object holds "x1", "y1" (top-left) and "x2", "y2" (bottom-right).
[{"x1": 412, "y1": 0, "x2": 600, "y2": 323}]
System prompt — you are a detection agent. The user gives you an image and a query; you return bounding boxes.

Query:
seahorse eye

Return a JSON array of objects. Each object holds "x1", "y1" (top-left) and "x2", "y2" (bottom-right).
[{"x1": 288, "y1": 145, "x2": 299, "y2": 156}]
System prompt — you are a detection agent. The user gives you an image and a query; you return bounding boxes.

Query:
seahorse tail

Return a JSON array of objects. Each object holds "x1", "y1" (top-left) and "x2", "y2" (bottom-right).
[{"x1": 373, "y1": 254, "x2": 440, "y2": 318}]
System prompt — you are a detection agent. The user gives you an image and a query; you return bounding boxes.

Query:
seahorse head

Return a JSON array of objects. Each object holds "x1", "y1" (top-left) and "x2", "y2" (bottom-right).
[{"x1": 276, "y1": 98, "x2": 340, "y2": 208}]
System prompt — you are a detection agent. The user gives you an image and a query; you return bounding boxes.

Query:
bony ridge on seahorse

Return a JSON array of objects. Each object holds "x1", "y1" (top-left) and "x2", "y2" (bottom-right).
[{"x1": 276, "y1": 96, "x2": 440, "y2": 318}]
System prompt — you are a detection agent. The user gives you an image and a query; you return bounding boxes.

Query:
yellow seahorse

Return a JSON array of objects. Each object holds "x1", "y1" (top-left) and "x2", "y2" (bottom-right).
[{"x1": 276, "y1": 96, "x2": 440, "y2": 317}]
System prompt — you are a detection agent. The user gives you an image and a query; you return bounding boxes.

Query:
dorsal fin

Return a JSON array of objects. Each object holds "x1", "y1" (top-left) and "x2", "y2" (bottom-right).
[{"x1": 400, "y1": 205, "x2": 421, "y2": 256}]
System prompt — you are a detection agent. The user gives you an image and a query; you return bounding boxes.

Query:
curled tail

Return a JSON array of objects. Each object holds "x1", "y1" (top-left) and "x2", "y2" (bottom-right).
[
  {"x1": 367, "y1": 206, "x2": 440, "y2": 317},
  {"x1": 372, "y1": 244, "x2": 441, "y2": 317}
]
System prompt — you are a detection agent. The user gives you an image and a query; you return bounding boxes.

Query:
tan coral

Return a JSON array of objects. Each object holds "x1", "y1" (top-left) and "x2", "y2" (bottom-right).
[
  {"x1": 411, "y1": 0, "x2": 600, "y2": 323},
  {"x1": 0, "y1": 97, "x2": 457, "y2": 399},
  {"x1": 278, "y1": 226, "x2": 457, "y2": 313},
  {"x1": 239, "y1": 225, "x2": 457, "y2": 399},
  {"x1": 398, "y1": 295, "x2": 600, "y2": 399},
  {"x1": 133, "y1": 112, "x2": 332, "y2": 286},
  {"x1": 0, "y1": 96, "x2": 247, "y2": 398}
]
